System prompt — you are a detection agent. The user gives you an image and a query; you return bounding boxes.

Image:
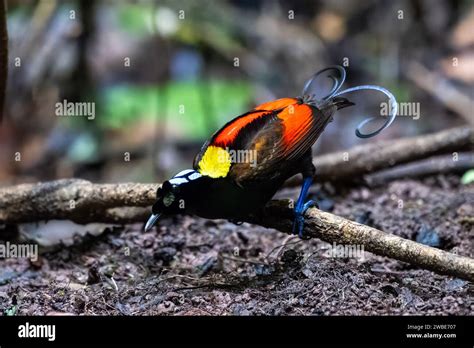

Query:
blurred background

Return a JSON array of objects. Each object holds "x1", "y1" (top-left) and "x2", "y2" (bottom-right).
[{"x1": 0, "y1": 0, "x2": 472, "y2": 185}]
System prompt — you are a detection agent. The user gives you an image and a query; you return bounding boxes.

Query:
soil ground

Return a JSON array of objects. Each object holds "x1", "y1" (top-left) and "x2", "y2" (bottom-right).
[{"x1": 0, "y1": 175, "x2": 473, "y2": 315}]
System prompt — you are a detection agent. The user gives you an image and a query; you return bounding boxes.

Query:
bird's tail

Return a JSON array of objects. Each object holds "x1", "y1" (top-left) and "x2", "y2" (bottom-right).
[{"x1": 301, "y1": 66, "x2": 398, "y2": 138}]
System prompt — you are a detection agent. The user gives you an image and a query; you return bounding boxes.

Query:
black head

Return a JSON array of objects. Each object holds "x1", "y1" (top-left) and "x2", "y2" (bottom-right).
[
  {"x1": 331, "y1": 96, "x2": 355, "y2": 110},
  {"x1": 144, "y1": 169, "x2": 202, "y2": 231}
]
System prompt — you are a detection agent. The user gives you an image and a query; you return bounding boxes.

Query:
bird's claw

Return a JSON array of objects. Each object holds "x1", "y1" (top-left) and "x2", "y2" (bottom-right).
[{"x1": 292, "y1": 200, "x2": 317, "y2": 239}]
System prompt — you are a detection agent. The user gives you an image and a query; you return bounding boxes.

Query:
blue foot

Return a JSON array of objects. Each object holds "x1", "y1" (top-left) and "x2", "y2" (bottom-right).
[{"x1": 292, "y1": 200, "x2": 317, "y2": 239}]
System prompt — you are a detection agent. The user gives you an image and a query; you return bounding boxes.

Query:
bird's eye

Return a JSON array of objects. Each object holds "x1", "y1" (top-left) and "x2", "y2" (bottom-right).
[{"x1": 172, "y1": 185, "x2": 180, "y2": 194}]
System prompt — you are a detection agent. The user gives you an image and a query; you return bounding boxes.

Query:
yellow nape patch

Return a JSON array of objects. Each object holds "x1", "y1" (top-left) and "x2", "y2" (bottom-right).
[{"x1": 198, "y1": 146, "x2": 231, "y2": 178}]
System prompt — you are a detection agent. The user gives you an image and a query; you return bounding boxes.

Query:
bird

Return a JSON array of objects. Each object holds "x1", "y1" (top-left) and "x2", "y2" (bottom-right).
[{"x1": 145, "y1": 66, "x2": 398, "y2": 237}]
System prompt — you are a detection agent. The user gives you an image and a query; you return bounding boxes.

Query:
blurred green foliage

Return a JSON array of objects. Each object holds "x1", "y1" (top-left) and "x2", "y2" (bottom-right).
[
  {"x1": 461, "y1": 169, "x2": 474, "y2": 185},
  {"x1": 117, "y1": 3, "x2": 153, "y2": 35},
  {"x1": 100, "y1": 80, "x2": 253, "y2": 139}
]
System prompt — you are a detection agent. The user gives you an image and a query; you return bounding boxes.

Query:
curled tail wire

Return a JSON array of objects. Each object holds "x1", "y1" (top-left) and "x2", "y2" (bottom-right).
[
  {"x1": 333, "y1": 85, "x2": 398, "y2": 138},
  {"x1": 301, "y1": 66, "x2": 398, "y2": 138}
]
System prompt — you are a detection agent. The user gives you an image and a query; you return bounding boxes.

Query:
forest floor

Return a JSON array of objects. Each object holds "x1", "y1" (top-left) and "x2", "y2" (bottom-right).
[{"x1": 0, "y1": 174, "x2": 473, "y2": 315}]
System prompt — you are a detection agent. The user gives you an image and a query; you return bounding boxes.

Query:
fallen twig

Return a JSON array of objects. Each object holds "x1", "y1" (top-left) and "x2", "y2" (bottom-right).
[
  {"x1": 0, "y1": 179, "x2": 156, "y2": 223},
  {"x1": 245, "y1": 200, "x2": 474, "y2": 282},
  {"x1": 286, "y1": 126, "x2": 473, "y2": 185},
  {"x1": 0, "y1": 179, "x2": 473, "y2": 281},
  {"x1": 365, "y1": 152, "x2": 474, "y2": 186}
]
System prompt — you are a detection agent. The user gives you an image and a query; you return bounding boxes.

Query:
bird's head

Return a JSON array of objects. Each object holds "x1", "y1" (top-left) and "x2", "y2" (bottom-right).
[
  {"x1": 330, "y1": 96, "x2": 356, "y2": 110},
  {"x1": 144, "y1": 169, "x2": 202, "y2": 231}
]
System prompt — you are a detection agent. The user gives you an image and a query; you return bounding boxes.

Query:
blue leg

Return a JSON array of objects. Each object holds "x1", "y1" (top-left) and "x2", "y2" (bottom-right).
[{"x1": 292, "y1": 177, "x2": 317, "y2": 238}]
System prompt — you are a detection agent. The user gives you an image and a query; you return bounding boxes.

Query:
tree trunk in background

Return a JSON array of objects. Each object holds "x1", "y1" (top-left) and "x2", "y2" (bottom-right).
[{"x1": 0, "y1": 0, "x2": 8, "y2": 123}]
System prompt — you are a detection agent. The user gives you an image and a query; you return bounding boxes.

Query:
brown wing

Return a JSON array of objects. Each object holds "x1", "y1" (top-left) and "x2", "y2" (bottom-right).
[
  {"x1": 229, "y1": 102, "x2": 337, "y2": 185},
  {"x1": 193, "y1": 98, "x2": 335, "y2": 183},
  {"x1": 193, "y1": 98, "x2": 297, "y2": 177}
]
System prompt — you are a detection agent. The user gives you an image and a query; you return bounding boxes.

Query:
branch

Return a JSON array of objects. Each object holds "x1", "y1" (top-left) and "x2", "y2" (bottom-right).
[
  {"x1": 245, "y1": 201, "x2": 474, "y2": 281},
  {"x1": 0, "y1": 179, "x2": 473, "y2": 281},
  {"x1": 0, "y1": 179, "x2": 158, "y2": 223},
  {"x1": 365, "y1": 152, "x2": 474, "y2": 186},
  {"x1": 286, "y1": 126, "x2": 473, "y2": 185}
]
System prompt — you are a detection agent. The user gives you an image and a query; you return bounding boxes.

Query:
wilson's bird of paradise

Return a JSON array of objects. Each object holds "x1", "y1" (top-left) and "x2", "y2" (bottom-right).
[{"x1": 145, "y1": 66, "x2": 398, "y2": 237}]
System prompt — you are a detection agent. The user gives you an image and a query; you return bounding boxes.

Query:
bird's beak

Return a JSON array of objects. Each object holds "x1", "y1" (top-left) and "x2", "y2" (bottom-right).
[{"x1": 144, "y1": 213, "x2": 161, "y2": 232}]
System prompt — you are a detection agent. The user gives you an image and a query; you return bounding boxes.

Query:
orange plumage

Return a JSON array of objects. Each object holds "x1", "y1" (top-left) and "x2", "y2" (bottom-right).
[{"x1": 193, "y1": 95, "x2": 343, "y2": 185}]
